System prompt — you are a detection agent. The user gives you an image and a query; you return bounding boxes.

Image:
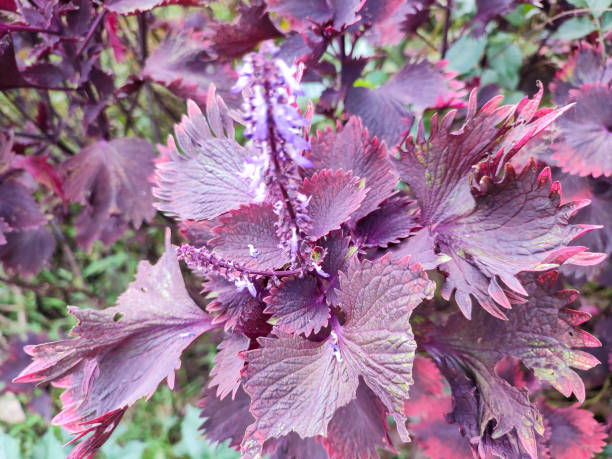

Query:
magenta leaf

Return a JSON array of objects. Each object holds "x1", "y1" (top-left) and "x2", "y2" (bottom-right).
[
  {"x1": 355, "y1": 195, "x2": 420, "y2": 248},
  {"x1": 537, "y1": 399, "x2": 607, "y2": 459},
  {"x1": 335, "y1": 255, "x2": 435, "y2": 441},
  {"x1": 199, "y1": 386, "x2": 254, "y2": 449},
  {"x1": 551, "y1": 85, "x2": 612, "y2": 178},
  {"x1": 62, "y1": 137, "x2": 156, "y2": 249},
  {"x1": 0, "y1": 332, "x2": 49, "y2": 395},
  {"x1": 66, "y1": 409, "x2": 126, "y2": 459},
  {"x1": 309, "y1": 117, "x2": 398, "y2": 223},
  {"x1": 153, "y1": 89, "x2": 253, "y2": 221},
  {"x1": 322, "y1": 380, "x2": 395, "y2": 459},
  {"x1": 301, "y1": 169, "x2": 368, "y2": 240},
  {"x1": 205, "y1": 276, "x2": 271, "y2": 338},
  {"x1": 105, "y1": 0, "x2": 205, "y2": 16},
  {"x1": 208, "y1": 332, "x2": 250, "y2": 400},
  {"x1": 345, "y1": 59, "x2": 465, "y2": 147},
  {"x1": 264, "y1": 274, "x2": 330, "y2": 336},
  {"x1": 351, "y1": 0, "x2": 426, "y2": 46},
  {"x1": 267, "y1": 0, "x2": 363, "y2": 31},
  {"x1": 209, "y1": 203, "x2": 290, "y2": 270},
  {"x1": 15, "y1": 235, "x2": 215, "y2": 454},
  {"x1": 142, "y1": 32, "x2": 238, "y2": 107},
  {"x1": 405, "y1": 357, "x2": 473, "y2": 459}
]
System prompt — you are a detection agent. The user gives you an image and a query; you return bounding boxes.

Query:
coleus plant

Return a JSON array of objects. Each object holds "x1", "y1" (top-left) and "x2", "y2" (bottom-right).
[{"x1": 13, "y1": 35, "x2": 609, "y2": 459}]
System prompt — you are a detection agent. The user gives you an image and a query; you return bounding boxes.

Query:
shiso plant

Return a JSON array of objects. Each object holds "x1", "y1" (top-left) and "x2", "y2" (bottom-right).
[{"x1": 1, "y1": 1, "x2": 611, "y2": 458}]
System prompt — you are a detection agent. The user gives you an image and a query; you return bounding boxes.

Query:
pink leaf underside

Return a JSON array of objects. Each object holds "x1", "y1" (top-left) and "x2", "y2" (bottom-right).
[
  {"x1": 308, "y1": 116, "x2": 398, "y2": 223},
  {"x1": 15, "y1": 237, "x2": 213, "y2": 451},
  {"x1": 209, "y1": 202, "x2": 290, "y2": 270},
  {"x1": 300, "y1": 168, "x2": 368, "y2": 240},
  {"x1": 355, "y1": 195, "x2": 420, "y2": 247},
  {"x1": 105, "y1": 0, "x2": 204, "y2": 15},
  {"x1": 405, "y1": 357, "x2": 473, "y2": 459},
  {"x1": 345, "y1": 59, "x2": 465, "y2": 147},
  {"x1": 537, "y1": 399, "x2": 607, "y2": 459},
  {"x1": 199, "y1": 385, "x2": 254, "y2": 449},
  {"x1": 153, "y1": 89, "x2": 253, "y2": 221},
  {"x1": 241, "y1": 255, "x2": 434, "y2": 457},
  {"x1": 322, "y1": 380, "x2": 396, "y2": 459},
  {"x1": 205, "y1": 276, "x2": 272, "y2": 337},
  {"x1": 62, "y1": 137, "x2": 156, "y2": 249},
  {"x1": 264, "y1": 274, "x2": 330, "y2": 336},
  {"x1": 66, "y1": 408, "x2": 126, "y2": 459},
  {"x1": 208, "y1": 332, "x2": 250, "y2": 400},
  {"x1": 0, "y1": 332, "x2": 49, "y2": 394},
  {"x1": 142, "y1": 31, "x2": 238, "y2": 106},
  {"x1": 266, "y1": 0, "x2": 363, "y2": 31},
  {"x1": 551, "y1": 85, "x2": 612, "y2": 178}
]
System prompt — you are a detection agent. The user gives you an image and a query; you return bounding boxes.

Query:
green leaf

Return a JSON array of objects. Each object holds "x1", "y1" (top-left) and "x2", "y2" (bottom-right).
[
  {"x1": 446, "y1": 35, "x2": 487, "y2": 75},
  {"x1": 173, "y1": 405, "x2": 239, "y2": 459},
  {"x1": 0, "y1": 430, "x2": 22, "y2": 459},
  {"x1": 82, "y1": 252, "x2": 128, "y2": 278},
  {"x1": 552, "y1": 16, "x2": 597, "y2": 40},
  {"x1": 32, "y1": 429, "x2": 69, "y2": 459},
  {"x1": 568, "y1": 0, "x2": 611, "y2": 17},
  {"x1": 486, "y1": 39, "x2": 523, "y2": 89}
]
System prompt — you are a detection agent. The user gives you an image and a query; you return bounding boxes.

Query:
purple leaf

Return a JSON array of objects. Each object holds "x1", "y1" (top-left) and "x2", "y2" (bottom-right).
[
  {"x1": 345, "y1": 59, "x2": 465, "y2": 147},
  {"x1": 0, "y1": 226, "x2": 55, "y2": 278},
  {"x1": 105, "y1": 0, "x2": 205, "y2": 15},
  {"x1": 0, "y1": 332, "x2": 49, "y2": 394},
  {"x1": 322, "y1": 380, "x2": 396, "y2": 458},
  {"x1": 15, "y1": 235, "x2": 215, "y2": 454},
  {"x1": 352, "y1": 0, "x2": 426, "y2": 46},
  {"x1": 335, "y1": 255, "x2": 435, "y2": 441},
  {"x1": 301, "y1": 169, "x2": 368, "y2": 239},
  {"x1": 320, "y1": 230, "x2": 352, "y2": 306},
  {"x1": 551, "y1": 85, "x2": 612, "y2": 178},
  {"x1": 142, "y1": 32, "x2": 238, "y2": 107},
  {"x1": 205, "y1": 276, "x2": 271, "y2": 338},
  {"x1": 209, "y1": 203, "x2": 290, "y2": 270},
  {"x1": 199, "y1": 386, "x2": 254, "y2": 449},
  {"x1": 264, "y1": 274, "x2": 330, "y2": 336},
  {"x1": 62, "y1": 137, "x2": 156, "y2": 249},
  {"x1": 551, "y1": 43, "x2": 612, "y2": 105},
  {"x1": 153, "y1": 90, "x2": 253, "y2": 221},
  {"x1": 309, "y1": 117, "x2": 398, "y2": 223},
  {"x1": 395, "y1": 90, "x2": 603, "y2": 318},
  {"x1": 267, "y1": 0, "x2": 364, "y2": 31},
  {"x1": 264, "y1": 433, "x2": 327, "y2": 459},
  {"x1": 208, "y1": 333, "x2": 250, "y2": 400},
  {"x1": 241, "y1": 331, "x2": 358, "y2": 456},
  {"x1": 209, "y1": 3, "x2": 283, "y2": 59},
  {"x1": 537, "y1": 399, "x2": 607, "y2": 459},
  {"x1": 424, "y1": 271, "x2": 600, "y2": 404},
  {"x1": 355, "y1": 195, "x2": 420, "y2": 247},
  {"x1": 554, "y1": 171, "x2": 612, "y2": 283},
  {"x1": 0, "y1": 179, "x2": 46, "y2": 232}
]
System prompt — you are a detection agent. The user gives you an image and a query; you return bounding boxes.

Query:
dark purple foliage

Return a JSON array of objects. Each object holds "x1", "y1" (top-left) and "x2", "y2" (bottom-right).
[{"x1": 4, "y1": 4, "x2": 609, "y2": 458}]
